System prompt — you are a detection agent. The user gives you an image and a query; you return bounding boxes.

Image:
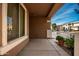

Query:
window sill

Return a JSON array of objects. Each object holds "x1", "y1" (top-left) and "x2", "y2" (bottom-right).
[{"x1": 0, "y1": 35, "x2": 29, "y2": 55}]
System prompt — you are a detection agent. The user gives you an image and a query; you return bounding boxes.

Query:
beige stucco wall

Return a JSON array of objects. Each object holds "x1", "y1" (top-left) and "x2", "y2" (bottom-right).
[
  {"x1": 74, "y1": 33, "x2": 79, "y2": 56},
  {"x1": 29, "y1": 16, "x2": 50, "y2": 39}
]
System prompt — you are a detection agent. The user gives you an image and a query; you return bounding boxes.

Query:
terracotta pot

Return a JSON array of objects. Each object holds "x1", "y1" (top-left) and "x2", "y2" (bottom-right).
[
  {"x1": 64, "y1": 44, "x2": 68, "y2": 47},
  {"x1": 58, "y1": 40, "x2": 64, "y2": 46}
]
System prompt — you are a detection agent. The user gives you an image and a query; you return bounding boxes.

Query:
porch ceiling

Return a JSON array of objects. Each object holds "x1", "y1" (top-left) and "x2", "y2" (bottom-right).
[
  {"x1": 24, "y1": 3, "x2": 63, "y2": 18},
  {"x1": 24, "y1": 3, "x2": 54, "y2": 17}
]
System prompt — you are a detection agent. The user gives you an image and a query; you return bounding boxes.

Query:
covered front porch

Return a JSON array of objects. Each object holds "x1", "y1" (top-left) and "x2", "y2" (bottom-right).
[{"x1": 0, "y1": 3, "x2": 79, "y2": 56}]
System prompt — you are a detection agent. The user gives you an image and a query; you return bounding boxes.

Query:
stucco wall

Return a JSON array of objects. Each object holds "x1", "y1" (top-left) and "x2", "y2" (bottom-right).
[
  {"x1": 29, "y1": 16, "x2": 50, "y2": 39},
  {"x1": 4, "y1": 39, "x2": 29, "y2": 56},
  {"x1": 74, "y1": 33, "x2": 79, "y2": 56},
  {"x1": 0, "y1": 4, "x2": 2, "y2": 46}
]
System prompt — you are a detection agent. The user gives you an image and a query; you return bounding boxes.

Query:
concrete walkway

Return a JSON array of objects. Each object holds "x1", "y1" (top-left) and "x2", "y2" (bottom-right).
[{"x1": 18, "y1": 39, "x2": 69, "y2": 56}]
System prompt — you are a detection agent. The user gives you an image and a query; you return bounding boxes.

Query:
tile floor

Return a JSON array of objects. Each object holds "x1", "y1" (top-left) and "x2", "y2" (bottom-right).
[{"x1": 18, "y1": 39, "x2": 70, "y2": 56}]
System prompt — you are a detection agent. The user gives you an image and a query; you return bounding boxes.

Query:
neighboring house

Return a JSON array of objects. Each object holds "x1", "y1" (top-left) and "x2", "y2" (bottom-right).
[
  {"x1": 57, "y1": 21, "x2": 79, "y2": 31},
  {"x1": 71, "y1": 22, "x2": 79, "y2": 31},
  {"x1": 56, "y1": 25, "x2": 63, "y2": 31}
]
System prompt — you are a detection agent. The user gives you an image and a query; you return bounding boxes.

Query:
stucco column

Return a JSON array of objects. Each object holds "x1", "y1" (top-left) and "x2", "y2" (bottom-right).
[
  {"x1": 74, "y1": 33, "x2": 79, "y2": 56},
  {"x1": 2, "y1": 3, "x2": 7, "y2": 46}
]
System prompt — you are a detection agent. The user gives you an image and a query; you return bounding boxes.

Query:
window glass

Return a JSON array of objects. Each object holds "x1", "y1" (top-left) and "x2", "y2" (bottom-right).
[
  {"x1": 7, "y1": 4, "x2": 25, "y2": 41},
  {"x1": 7, "y1": 4, "x2": 19, "y2": 41}
]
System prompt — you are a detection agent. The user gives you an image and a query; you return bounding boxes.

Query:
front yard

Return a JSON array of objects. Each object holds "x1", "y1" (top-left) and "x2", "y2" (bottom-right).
[{"x1": 52, "y1": 31, "x2": 74, "y2": 56}]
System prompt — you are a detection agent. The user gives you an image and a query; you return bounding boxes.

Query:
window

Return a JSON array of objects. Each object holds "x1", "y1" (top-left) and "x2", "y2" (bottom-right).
[
  {"x1": 19, "y1": 5, "x2": 25, "y2": 37},
  {"x1": 7, "y1": 4, "x2": 25, "y2": 41}
]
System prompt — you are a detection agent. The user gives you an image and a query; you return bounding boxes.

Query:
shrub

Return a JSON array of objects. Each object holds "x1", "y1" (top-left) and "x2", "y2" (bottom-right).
[
  {"x1": 65, "y1": 38, "x2": 74, "y2": 48},
  {"x1": 56, "y1": 36, "x2": 64, "y2": 41}
]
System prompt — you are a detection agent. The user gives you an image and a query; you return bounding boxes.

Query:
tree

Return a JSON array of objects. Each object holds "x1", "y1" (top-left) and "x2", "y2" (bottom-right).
[{"x1": 52, "y1": 23, "x2": 57, "y2": 31}]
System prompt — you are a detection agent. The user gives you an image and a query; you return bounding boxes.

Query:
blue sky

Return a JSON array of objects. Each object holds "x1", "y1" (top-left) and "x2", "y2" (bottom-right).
[{"x1": 51, "y1": 3, "x2": 79, "y2": 25}]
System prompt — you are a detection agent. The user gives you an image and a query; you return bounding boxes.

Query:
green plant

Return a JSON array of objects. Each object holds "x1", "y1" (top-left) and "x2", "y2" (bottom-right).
[
  {"x1": 56, "y1": 36, "x2": 64, "y2": 41},
  {"x1": 56, "y1": 36, "x2": 65, "y2": 46},
  {"x1": 52, "y1": 23, "x2": 57, "y2": 31},
  {"x1": 65, "y1": 38, "x2": 74, "y2": 48}
]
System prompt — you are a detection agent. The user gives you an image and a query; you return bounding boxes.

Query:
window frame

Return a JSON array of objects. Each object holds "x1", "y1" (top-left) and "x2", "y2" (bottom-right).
[
  {"x1": 19, "y1": 4, "x2": 25, "y2": 37},
  {"x1": 7, "y1": 4, "x2": 26, "y2": 41},
  {"x1": 2, "y1": 3, "x2": 28, "y2": 47}
]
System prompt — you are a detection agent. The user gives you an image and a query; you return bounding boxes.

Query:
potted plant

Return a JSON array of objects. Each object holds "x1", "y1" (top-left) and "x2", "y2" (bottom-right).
[
  {"x1": 56, "y1": 36, "x2": 64, "y2": 46},
  {"x1": 65, "y1": 38, "x2": 74, "y2": 55}
]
